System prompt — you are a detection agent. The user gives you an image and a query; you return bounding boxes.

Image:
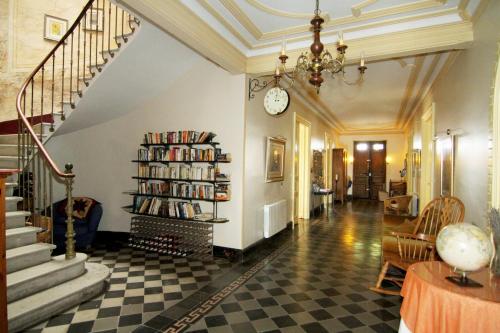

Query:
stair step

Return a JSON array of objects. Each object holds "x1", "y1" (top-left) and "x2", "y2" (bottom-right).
[
  {"x1": 6, "y1": 196, "x2": 23, "y2": 212},
  {"x1": 0, "y1": 133, "x2": 48, "y2": 145},
  {"x1": 7, "y1": 253, "x2": 87, "y2": 303},
  {"x1": 5, "y1": 182, "x2": 18, "y2": 196},
  {"x1": 6, "y1": 211, "x2": 30, "y2": 229},
  {"x1": 0, "y1": 144, "x2": 38, "y2": 156},
  {"x1": 7, "y1": 262, "x2": 109, "y2": 333},
  {"x1": 6, "y1": 243, "x2": 56, "y2": 274},
  {"x1": 6, "y1": 227, "x2": 41, "y2": 250}
]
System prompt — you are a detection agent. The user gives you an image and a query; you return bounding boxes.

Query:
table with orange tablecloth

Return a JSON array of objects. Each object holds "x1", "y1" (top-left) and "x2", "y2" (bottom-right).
[{"x1": 400, "y1": 261, "x2": 500, "y2": 333}]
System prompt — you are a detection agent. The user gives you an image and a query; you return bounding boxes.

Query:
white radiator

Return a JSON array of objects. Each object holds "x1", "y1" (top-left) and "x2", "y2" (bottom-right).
[{"x1": 264, "y1": 200, "x2": 288, "y2": 238}]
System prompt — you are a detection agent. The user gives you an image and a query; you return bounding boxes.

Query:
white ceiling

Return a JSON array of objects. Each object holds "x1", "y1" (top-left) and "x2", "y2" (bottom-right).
[
  {"x1": 173, "y1": 0, "x2": 481, "y2": 132},
  {"x1": 183, "y1": 0, "x2": 481, "y2": 56}
]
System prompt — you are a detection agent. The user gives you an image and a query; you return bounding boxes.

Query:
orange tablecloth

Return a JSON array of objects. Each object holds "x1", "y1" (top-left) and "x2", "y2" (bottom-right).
[{"x1": 401, "y1": 261, "x2": 500, "y2": 333}]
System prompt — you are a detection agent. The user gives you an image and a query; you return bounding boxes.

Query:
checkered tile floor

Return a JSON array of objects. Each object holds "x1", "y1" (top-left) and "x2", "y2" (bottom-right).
[
  {"x1": 185, "y1": 201, "x2": 401, "y2": 333},
  {"x1": 23, "y1": 248, "x2": 234, "y2": 333},
  {"x1": 23, "y1": 200, "x2": 401, "y2": 333}
]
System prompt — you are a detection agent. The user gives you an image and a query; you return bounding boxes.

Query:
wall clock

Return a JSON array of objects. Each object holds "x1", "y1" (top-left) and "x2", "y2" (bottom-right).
[{"x1": 264, "y1": 87, "x2": 290, "y2": 116}]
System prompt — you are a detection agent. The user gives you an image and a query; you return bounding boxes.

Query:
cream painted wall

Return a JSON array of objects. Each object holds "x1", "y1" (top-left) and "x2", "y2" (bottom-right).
[
  {"x1": 0, "y1": 0, "x2": 86, "y2": 121},
  {"x1": 338, "y1": 133, "x2": 406, "y2": 195},
  {"x1": 405, "y1": 0, "x2": 500, "y2": 229},
  {"x1": 46, "y1": 60, "x2": 246, "y2": 249},
  {"x1": 242, "y1": 89, "x2": 338, "y2": 249}
]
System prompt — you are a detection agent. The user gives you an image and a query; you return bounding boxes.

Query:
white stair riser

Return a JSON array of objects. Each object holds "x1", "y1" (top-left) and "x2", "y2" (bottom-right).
[
  {"x1": 6, "y1": 214, "x2": 26, "y2": 229},
  {"x1": 5, "y1": 185, "x2": 15, "y2": 197},
  {"x1": 7, "y1": 248, "x2": 53, "y2": 274},
  {"x1": 6, "y1": 231, "x2": 37, "y2": 250},
  {"x1": 7, "y1": 260, "x2": 86, "y2": 303},
  {"x1": 0, "y1": 158, "x2": 18, "y2": 169},
  {"x1": 8, "y1": 263, "x2": 109, "y2": 333},
  {"x1": 6, "y1": 199, "x2": 22, "y2": 212}
]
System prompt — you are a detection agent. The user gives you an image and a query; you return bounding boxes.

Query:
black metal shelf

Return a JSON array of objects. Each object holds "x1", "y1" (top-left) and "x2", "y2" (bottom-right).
[
  {"x1": 132, "y1": 160, "x2": 231, "y2": 164},
  {"x1": 129, "y1": 192, "x2": 229, "y2": 202},
  {"x1": 123, "y1": 206, "x2": 229, "y2": 224},
  {"x1": 141, "y1": 142, "x2": 220, "y2": 147},
  {"x1": 132, "y1": 176, "x2": 230, "y2": 184}
]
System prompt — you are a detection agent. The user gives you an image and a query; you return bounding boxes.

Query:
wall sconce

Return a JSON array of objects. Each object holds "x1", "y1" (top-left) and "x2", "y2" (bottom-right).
[
  {"x1": 385, "y1": 156, "x2": 392, "y2": 164},
  {"x1": 348, "y1": 156, "x2": 354, "y2": 163}
]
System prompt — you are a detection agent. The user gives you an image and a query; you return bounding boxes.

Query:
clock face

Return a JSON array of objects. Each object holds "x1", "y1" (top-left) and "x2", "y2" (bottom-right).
[{"x1": 264, "y1": 87, "x2": 290, "y2": 116}]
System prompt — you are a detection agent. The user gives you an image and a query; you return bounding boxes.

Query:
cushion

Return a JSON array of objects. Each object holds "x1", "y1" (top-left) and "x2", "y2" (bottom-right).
[{"x1": 56, "y1": 197, "x2": 99, "y2": 220}]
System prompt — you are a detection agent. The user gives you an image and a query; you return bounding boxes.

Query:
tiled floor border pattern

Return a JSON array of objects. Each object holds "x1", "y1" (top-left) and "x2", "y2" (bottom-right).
[{"x1": 162, "y1": 221, "x2": 316, "y2": 332}]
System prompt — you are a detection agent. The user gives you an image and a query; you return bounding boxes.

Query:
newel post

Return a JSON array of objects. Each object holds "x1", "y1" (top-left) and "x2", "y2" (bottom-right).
[{"x1": 65, "y1": 163, "x2": 76, "y2": 259}]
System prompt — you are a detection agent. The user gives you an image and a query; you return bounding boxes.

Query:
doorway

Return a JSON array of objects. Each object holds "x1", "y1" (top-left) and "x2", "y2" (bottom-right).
[
  {"x1": 293, "y1": 114, "x2": 311, "y2": 219},
  {"x1": 352, "y1": 141, "x2": 387, "y2": 200}
]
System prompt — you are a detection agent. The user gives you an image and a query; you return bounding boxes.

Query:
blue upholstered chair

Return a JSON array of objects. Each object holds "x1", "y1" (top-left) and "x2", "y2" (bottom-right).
[{"x1": 53, "y1": 197, "x2": 103, "y2": 251}]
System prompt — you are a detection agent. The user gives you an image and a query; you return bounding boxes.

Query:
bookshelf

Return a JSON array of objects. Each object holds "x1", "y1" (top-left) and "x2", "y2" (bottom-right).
[{"x1": 127, "y1": 131, "x2": 231, "y2": 258}]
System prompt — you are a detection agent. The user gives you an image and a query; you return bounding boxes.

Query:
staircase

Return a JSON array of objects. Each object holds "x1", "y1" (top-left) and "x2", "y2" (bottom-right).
[{"x1": 0, "y1": 0, "x2": 141, "y2": 331}]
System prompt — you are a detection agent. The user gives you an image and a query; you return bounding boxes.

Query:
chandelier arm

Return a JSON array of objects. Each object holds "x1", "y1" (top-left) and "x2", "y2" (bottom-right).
[{"x1": 341, "y1": 68, "x2": 366, "y2": 86}]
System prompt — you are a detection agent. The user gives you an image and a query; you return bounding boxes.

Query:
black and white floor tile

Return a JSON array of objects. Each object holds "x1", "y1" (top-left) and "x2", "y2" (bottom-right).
[{"x1": 23, "y1": 200, "x2": 401, "y2": 333}]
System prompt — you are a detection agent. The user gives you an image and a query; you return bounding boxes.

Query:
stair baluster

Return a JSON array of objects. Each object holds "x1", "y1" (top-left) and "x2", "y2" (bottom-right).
[{"x1": 15, "y1": 0, "x2": 139, "y2": 261}]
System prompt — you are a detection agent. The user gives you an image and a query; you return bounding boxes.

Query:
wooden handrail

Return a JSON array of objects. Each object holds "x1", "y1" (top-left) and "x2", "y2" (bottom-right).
[{"x1": 14, "y1": 0, "x2": 96, "y2": 179}]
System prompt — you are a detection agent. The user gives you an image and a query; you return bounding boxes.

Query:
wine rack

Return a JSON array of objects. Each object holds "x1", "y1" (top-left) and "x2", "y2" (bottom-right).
[{"x1": 129, "y1": 216, "x2": 213, "y2": 259}]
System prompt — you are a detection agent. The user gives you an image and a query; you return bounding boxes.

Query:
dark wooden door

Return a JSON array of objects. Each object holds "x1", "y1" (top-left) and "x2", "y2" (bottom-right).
[
  {"x1": 353, "y1": 142, "x2": 370, "y2": 199},
  {"x1": 353, "y1": 141, "x2": 387, "y2": 199}
]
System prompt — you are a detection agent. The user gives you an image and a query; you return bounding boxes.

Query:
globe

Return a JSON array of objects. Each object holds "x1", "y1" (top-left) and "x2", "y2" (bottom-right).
[{"x1": 436, "y1": 223, "x2": 493, "y2": 272}]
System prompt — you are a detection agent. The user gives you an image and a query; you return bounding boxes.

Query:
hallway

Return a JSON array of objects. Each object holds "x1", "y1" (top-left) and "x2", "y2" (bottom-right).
[
  {"x1": 24, "y1": 201, "x2": 401, "y2": 333},
  {"x1": 185, "y1": 200, "x2": 401, "y2": 333}
]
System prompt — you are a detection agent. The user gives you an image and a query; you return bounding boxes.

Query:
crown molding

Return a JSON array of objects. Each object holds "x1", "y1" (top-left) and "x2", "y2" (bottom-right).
[
  {"x1": 246, "y1": 21, "x2": 473, "y2": 74},
  {"x1": 219, "y1": 0, "x2": 262, "y2": 39},
  {"x1": 396, "y1": 56, "x2": 424, "y2": 126},
  {"x1": 197, "y1": 0, "x2": 252, "y2": 49},
  {"x1": 245, "y1": 0, "x2": 330, "y2": 21},
  {"x1": 338, "y1": 128, "x2": 405, "y2": 136},
  {"x1": 258, "y1": 0, "x2": 446, "y2": 41},
  {"x1": 118, "y1": 0, "x2": 246, "y2": 74},
  {"x1": 352, "y1": 0, "x2": 379, "y2": 17}
]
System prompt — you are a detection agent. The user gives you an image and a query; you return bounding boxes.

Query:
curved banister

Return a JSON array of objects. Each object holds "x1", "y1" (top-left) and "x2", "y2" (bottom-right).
[
  {"x1": 14, "y1": 0, "x2": 138, "y2": 258},
  {"x1": 15, "y1": 1, "x2": 97, "y2": 179}
]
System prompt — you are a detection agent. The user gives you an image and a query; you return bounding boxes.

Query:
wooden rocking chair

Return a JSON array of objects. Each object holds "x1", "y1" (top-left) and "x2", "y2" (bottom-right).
[{"x1": 371, "y1": 196, "x2": 465, "y2": 295}]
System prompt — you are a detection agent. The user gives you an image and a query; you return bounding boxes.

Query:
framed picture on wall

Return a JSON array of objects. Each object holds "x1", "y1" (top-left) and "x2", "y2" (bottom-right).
[
  {"x1": 265, "y1": 137, "x2": 286, "y2": 182},
  {"x1": 84, "y1": 8, "x2": 104, "y2": 32},
  {"x1": 44, "y1": 15, "x2": 68, "y2": 41}
]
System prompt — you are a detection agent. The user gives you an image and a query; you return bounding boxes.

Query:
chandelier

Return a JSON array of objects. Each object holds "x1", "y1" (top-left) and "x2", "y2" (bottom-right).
[{"x1": 249, "y1": 0, "x2": 367, "y2": 98}]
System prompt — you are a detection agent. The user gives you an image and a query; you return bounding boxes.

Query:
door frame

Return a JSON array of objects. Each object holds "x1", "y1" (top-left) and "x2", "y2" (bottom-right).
[
  {"x1": 292, "y1": 113, "x2": 311, "y2": 220},
  {"x1": 491, "y1": 47, "x2": 500, "y2": 209},
  {"x1": 420, "y1": 103, "x2": 435, "y2": 211}
]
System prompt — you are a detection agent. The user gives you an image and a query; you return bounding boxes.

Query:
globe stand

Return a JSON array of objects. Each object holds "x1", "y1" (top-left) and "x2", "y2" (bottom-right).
[{"x1": 446, "y1": 271, "x2": 483, "y2": 288}]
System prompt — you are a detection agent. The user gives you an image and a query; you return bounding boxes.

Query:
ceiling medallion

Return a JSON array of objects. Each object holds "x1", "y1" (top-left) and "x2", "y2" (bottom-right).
[{"x1": 249, "y1": 0, "x2": 367, "y2": 99}]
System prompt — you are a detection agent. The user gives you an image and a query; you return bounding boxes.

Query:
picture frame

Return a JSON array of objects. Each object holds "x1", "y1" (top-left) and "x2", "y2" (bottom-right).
[
  {"x1": 84, "y1": 8, "x2": 104, "y2": 32},
  {"x1": 44, "y1": 15, "x2": 68, "y2": 42},
  {"x1": 265, "y1": 137, "x2": 286, "y2": 182}
]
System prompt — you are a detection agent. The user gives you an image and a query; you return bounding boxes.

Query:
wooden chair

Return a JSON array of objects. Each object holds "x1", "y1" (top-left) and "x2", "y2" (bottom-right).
[
  {"x1": 371, "y1": 196, "x2": 465, "y2": 295},
  {"x1": 384, "y1": 195, "x2": 413, "y2": 215}
]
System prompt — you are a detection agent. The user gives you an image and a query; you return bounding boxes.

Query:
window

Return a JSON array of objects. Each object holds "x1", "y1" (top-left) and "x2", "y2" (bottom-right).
[
  {"x1": 356, "y1": 143, "x2": 368, "y2": 151},
  {"x1": 372, "y1": 143, "x2": 385, "y2": 151}
]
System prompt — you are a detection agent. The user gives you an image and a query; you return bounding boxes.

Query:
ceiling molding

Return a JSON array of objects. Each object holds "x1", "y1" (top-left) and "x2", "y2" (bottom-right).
[
  {"x1": 396, "y1": 57, "x2": 424, "y2": 126},
  {"x1": 258, "y1": 0, "x2": 446, "y2": 41},
  {"x1": 338, "y1": 128, "x2": 405, "y2": 135},
  {"x1": 219, "y1": 0, "x2": 262, "y2": 39},
  {"x1": 246, "y1": 21, "x2": 473, "y2": 74},
  {"x1": 403, "y1": 50, "x2": 460, "y2": 130},
  {"x1": 197, "y1": 0, "x2": 252, "y2": 48},
  {"x1": 251, "y1": 7, "x2": 458, "y2": 50},
  {"x1": 118, "y1": 0, "x2": 246, "y2": 74},
  {"x1": 352, "y1": 0, "x2": 379, "y2": 17},
  {"x1": 403, "y1": 53, "x2": 442, "y2": 125},
  {"x1": 245, "y1": 0, "x2": 330, "y2": 21},
  {"x1": 471, "y1": 0, "x2": 490, "y2": 23}
]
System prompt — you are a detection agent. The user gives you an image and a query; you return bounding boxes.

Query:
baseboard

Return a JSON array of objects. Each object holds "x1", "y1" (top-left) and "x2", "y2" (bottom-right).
[{"x1": 214, "y1": 221, "x2": 293, "y2": 262}]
